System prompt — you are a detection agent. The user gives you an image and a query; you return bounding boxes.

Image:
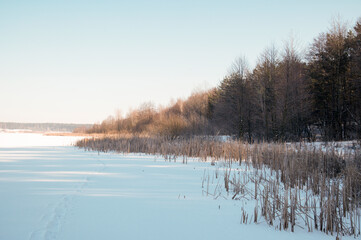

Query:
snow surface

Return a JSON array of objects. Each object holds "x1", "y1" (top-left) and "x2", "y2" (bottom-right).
[
  {"x1": 0, "y1": 132, "x2": 84, "y2": 148},
  {"x1": 0, "y1": 133, "x2": 355, "y2": 240}
]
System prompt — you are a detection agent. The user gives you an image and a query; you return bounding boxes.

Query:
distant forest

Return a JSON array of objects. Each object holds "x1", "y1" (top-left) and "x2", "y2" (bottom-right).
[
  {"x1": 0, "y1": 122, "x2": 91, "y2": 133},
  {"x1": 84, "y1": 18, "x2": 361, "y2": 142}
]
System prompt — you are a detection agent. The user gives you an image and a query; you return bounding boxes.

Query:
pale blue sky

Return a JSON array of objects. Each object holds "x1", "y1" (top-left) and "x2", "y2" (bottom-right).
[{"x1": 1, "y1": 0, "x2": 360, "y2": 124}]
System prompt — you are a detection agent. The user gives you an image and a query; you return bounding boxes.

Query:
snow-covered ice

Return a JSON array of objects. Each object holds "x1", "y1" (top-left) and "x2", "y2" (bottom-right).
[
  {"x1": 0, "y1": 132, "x2": 83, "y2": 148},
  {"x1": 0, "y1": 132, "x2": 355, "y2": 239}
]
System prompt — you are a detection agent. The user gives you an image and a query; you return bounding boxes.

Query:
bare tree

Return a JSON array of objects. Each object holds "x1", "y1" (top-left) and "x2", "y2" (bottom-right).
[
  {"x1": 277, "y1": 35, "x2": 310, "y2": 140},
  {"x1": 252, "y1": 45, "x2": 279, "y2": 140}
]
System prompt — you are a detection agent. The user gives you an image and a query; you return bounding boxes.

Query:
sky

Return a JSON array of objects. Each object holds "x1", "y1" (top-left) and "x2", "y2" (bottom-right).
[{"x1": 1, "y1": 0, "x2": 360, "y2": 124}]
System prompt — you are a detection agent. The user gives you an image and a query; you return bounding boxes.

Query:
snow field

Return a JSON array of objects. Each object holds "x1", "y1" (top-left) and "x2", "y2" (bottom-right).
[{"x1": 0, "y1": 133, "x2": 357, "y2": 239}]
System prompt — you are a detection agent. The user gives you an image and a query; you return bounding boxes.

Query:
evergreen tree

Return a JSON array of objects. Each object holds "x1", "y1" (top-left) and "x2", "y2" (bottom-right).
[{"x1": 308, "y1": 20, "x2": 351, "y2": 140}]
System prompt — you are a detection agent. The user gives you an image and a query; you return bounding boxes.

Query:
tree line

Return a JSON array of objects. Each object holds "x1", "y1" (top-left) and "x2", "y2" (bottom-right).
[
  {"x1": 82, "y1": 18, "x2": 361, "y2": 142},
  {"x1": 0, "y1": 122, "x2": 91, "y2": 132}
]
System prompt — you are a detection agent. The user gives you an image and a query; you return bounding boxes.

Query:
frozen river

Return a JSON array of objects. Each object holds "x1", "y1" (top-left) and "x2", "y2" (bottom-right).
[{"x1": 0, "y1": 132, "x2": 349, "y2": 240}]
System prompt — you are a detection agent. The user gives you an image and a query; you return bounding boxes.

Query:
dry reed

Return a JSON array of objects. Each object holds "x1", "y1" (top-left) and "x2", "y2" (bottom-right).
[{"x1": 76, "y1": 136, "x2": 361, "y2": 237}]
